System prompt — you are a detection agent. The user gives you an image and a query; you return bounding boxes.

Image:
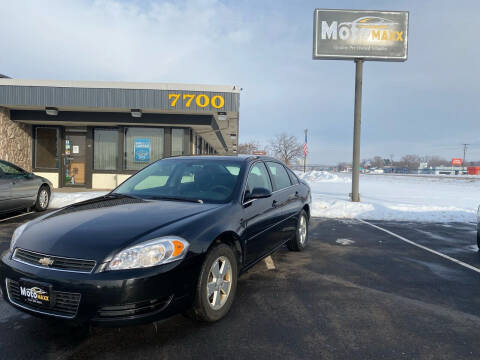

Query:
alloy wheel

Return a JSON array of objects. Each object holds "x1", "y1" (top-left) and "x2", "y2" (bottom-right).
[
  {"x1": 298, "y1": 214, "x2": 307, "y2": 245},
  {"x1": 206, "y1": 256, "x2": 232, "y2": 310},
  {"x1": 39, "y1": 189, "x2": 49, "y2": 209}
]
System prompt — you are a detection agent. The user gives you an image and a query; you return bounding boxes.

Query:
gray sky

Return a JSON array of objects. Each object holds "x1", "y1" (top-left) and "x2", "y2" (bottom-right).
[{"x1": 1, "y1": 0, "x2": 479, "y2": 164}]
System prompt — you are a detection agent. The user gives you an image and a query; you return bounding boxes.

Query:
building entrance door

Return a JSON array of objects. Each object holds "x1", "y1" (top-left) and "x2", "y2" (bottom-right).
[{"x1": 63, "y1": 132, "x2": 87, "y2": 186}]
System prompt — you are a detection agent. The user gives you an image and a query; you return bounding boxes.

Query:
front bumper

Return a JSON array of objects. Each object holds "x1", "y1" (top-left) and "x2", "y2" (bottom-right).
[{"x1": 0, "y1": 251, "x2": 202, "y2": 326}]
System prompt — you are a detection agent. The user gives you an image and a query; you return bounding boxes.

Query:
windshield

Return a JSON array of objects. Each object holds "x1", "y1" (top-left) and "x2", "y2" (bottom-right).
[{"x1": 113, "y1": 159, "x2": 243, "y2": 204}]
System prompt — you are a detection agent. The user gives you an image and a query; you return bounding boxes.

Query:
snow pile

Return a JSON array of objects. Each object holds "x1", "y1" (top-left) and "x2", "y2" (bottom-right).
[
  {"x1": 50, "y1": 191, "x2": 108, "y2": 209},
  {"x1": 297, "y1": 171, "x2": 480, "y2": 223},
  {"x1": 297, "y1": 170, "x2": 349, "y2": 184}
]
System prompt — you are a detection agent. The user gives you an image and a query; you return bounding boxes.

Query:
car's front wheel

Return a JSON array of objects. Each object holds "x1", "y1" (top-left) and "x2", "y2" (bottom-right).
[
  {"x1": 35, "y1": 185, "x2": 50, "y2": 212},
  {"x1": 190, "y1": 243, "x2": 238, "y2": 322}
]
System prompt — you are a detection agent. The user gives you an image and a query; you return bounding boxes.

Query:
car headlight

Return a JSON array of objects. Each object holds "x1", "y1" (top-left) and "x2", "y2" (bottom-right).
[
  {"x1": 106, "y1": 236, "x2": 189, "y2": 271},
  {"x1": 10, "y1": 222, "x2": 29, "y2": 252}
]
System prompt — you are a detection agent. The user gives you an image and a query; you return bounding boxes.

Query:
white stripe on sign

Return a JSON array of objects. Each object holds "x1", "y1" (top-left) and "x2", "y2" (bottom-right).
[
  {"x1": 358, "y1": 219, "x2": 480, "y2": 275},
  {"x1": 264, "y1": 256, "x2": 276, "y2": 270}
]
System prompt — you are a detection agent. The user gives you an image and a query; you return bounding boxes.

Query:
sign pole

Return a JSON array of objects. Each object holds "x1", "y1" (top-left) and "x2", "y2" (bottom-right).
[{"x1": 351, "y1": 59, "x2": 363, "y2": 202}]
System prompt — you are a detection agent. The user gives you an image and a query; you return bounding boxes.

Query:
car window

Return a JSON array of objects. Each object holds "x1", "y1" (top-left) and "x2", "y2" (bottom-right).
[
  {"x1": 115, "y1": 160, "x2": 242, "y2": 204},
  {"x1": 245, "y1": 162, "x2": 272, "y2": 197},
  {"x1": 266, "y1": 162, "x2": 292, "y2": 191},
  {"x1": 286, "y1": 168, "x2": 299, "y2": 184},
  {"x1": 0, "y1": 161, "x2": 24, "y2": 176}
]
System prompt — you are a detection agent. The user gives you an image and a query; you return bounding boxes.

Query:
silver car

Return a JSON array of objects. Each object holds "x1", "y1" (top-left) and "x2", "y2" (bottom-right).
[{"x1": 0, "y1": 160, "x2": 53, "y2": 213}]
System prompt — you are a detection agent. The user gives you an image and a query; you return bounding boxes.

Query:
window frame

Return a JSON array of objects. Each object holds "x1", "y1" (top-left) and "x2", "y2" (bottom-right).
[
  {"x1": 123, "y1": 126, "x2": 166, "y2": 171},
  {"x1": 171, "y1": 128, "x2": 185, "y2": 157},
  {"x1": 33, "y1": 126, "x2": 60, "y2": 171},
  {"x1": 93, "y1": 128, "x2": 119, "y2": 171},
  {"x1": 265, "y1": 161, "x2": 293, "y2": 192},
  {"x1": 0, "y1": 160, "x2": 27, "y2": 177},
  {"x1": 241, "y1": 160, "x2": 274, "y2": 205},
  {"x1": 286, "y1": 167, "x2": 299, "y2": 184}
]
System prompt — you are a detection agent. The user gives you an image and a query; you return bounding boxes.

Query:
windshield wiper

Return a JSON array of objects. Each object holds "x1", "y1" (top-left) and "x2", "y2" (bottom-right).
[
  {"x1": 105, "y1": 193, "x2": 143, "y2": 200},
  {"x1": 150, "y1": 196, "x2": 203, "y2": 204}
]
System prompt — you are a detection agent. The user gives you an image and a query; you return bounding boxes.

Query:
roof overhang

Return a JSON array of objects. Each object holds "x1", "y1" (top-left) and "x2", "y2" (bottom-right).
[{"x1": 0, "y1": 79, "x2": 240, "y2": 154}]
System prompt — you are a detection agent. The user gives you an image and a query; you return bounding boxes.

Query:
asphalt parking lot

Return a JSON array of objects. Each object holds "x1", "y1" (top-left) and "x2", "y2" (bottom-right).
[{"x1": 0, "y1": 211, "x2": 480, "y2": 360}]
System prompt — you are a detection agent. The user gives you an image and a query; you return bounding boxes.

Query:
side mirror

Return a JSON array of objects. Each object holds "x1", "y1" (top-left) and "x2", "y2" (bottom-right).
[
  {"x1": 25, "y1": 172, "x2": 35, "y2": 179},
  {"x1": 245, "y1": 187, "x2": 272, "y2": 203}
]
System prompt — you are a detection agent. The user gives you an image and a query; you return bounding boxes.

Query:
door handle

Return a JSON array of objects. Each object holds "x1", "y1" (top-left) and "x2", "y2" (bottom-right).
[{"x1": 272, "y1": 200, "x2": 278, "y2": 208}]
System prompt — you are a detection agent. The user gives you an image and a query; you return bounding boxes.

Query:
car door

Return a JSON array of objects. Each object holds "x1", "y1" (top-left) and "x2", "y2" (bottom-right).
[
  {"x1": 265, "y1": 161, "x2": 297, "y2": 246},
  {"x1": 0, "y1": 167, "x2": 14, "y2": 212},
  {"x1": 286, "y1": 167, "x2": 304, "y2": 216},
  {"x1": 243, "y1": 161, "x2": 277, "y2": 265},
  {"x1": 0, "y1": 161, "x2": 37, "y2": 210}
]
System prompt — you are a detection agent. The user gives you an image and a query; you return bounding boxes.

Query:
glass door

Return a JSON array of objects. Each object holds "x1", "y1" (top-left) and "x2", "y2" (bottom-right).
[{"x1": 63, "y1": 133, "x2": 87, "y2": 186}]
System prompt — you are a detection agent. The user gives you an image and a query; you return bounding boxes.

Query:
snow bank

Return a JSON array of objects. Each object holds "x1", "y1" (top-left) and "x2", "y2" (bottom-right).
[
  {"x1": 297, "y1": 171, "x2": 480, "y2": 223},
  {"x1": 50, "y1": 191, "x2": 108, "y2": 209},
  {"x1": 297, "y1": 170, "x2": 349, "y2": 183}
]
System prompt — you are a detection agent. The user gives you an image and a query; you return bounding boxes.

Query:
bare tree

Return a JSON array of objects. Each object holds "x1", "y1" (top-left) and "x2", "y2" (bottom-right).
[
  {"x1": 269, "y1": 133, "x2": 303, "y2": 165},
  {"x1": 238, "y1": 140, "x2": 261, "y2": 155},
  {"x1": 420, "y1": 155, "x2": 449, "y2": 167},
  {"x1": 397, "y1": 154, "x2": 421, "y2": 169},
  {"x1": 370, "y1": 156, "x2": 384, "y2": 168}
]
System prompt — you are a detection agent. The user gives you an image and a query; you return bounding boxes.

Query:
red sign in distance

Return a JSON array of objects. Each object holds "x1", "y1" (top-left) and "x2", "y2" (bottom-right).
[{"x1": 451, "y1": 158, "x2": 463, "y2": 166}]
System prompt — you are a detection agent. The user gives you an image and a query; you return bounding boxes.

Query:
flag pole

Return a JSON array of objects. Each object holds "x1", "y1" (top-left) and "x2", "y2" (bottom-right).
[{"x1": 303, "y1": 129, "x2": 308, "y2": 173}]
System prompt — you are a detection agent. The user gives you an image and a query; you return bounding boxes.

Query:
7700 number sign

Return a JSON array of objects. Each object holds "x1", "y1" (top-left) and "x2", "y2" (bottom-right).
[{"x1": 168, "y1": 93, "x2": 225, "y2": 109}]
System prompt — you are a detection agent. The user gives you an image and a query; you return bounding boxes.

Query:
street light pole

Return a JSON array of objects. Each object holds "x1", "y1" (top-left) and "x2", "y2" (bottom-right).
[
  {"x1": 462, "y1": 143, "x2": 469, "y2": 173},
  {"x1": 351, "y1": 59, "x2": 363, "y2": 202}
]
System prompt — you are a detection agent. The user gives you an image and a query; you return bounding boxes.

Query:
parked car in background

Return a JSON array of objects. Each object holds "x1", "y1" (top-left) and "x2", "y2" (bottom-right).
[
  {"x1": 1, "y1": 155, "x2": 311, "y2": 325},
  {"x1": 0, "y1": 160, "x2": 52, "y2": 213}
]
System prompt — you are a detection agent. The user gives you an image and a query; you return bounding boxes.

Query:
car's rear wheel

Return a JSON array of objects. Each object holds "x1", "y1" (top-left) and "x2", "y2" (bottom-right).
[
  {"x1": 477, "y1": 227, "x2": 480, "y2": 251},
  {"x1": 189, "y1": 243, "x2": 238, "y2": 322},
  {"x1": 35, "y1": 185, "x2": 50, "y2": 212},
  {"x1": 287, "y1": 210, "x2": 309, "y2": 251}
]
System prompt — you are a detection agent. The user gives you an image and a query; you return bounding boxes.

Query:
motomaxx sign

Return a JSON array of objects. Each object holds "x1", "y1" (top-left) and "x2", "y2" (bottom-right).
[
  {"x1": 313, "y1": 9, "x2": 409, "y2": 61},
  {"x1": 312, "y1": 8, "x2": 409, "y2": 202}
]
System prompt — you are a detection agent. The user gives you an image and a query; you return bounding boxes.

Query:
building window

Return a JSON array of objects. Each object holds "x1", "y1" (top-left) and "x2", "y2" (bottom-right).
[
  {"x1": 171, "y1": 128, "x2": 184, "y2": 157},
  {"x1": 94, "y1": 129, "x2": 118, "y2": 170},
  {"x1": 124, "y1": 127, "x2": 164, "y2": 170},
  {"x1": 35, "y1": 127, "x2": 59, "y2": 169}
]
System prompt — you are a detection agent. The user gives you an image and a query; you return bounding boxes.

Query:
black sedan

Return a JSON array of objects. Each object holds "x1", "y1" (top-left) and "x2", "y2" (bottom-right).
[
  {"x1": 0, "y1": 160, "x2": 52, "y2": 213},
  {"x1": 0, "y1": 156, "x2": 311, "y2": 325}
]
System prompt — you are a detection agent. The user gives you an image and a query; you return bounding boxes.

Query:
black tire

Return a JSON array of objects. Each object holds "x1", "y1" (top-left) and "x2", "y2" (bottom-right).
[
  {"x1": 189, "y1": 243, "x2": 238, "y2": 322},
  {"x1": 477, "y1": 227, "x2": 480, "y2": 251},
  {"x1": 287, "y1": 210, "x2": 309, "y2": 252},
  {"x1": 35, "y1": 185, "x2": 50, "y2": 212}
]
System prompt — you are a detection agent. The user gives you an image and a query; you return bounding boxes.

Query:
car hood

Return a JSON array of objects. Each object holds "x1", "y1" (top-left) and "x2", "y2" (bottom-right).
[{"x1": 15, "y1": 196, "x2": 220, "y2": 262}]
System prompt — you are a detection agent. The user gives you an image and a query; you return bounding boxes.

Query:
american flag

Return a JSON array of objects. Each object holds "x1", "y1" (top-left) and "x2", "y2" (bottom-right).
[{"x1": 303, "y1": 131, "x2": 308, "y2": 156}]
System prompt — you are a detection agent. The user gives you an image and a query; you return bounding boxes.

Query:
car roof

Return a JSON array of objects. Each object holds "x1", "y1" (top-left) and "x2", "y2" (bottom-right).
[{"x1": 163, "y1": 155, "x2": 284, "y2": 164}]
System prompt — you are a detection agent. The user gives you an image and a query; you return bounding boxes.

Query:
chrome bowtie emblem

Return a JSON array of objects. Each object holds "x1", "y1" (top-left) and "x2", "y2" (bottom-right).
[{"x1": 38, "y1": 257, "x2": 54, "y2": 266}]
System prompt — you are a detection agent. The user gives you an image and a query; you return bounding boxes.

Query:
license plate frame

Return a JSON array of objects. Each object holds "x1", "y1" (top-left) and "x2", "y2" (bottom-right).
[{"x1": 18, "y1": 279, "x2": 52, "y2": 308}]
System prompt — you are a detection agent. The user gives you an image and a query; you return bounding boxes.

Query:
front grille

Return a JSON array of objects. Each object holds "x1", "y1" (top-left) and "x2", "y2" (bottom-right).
[
  {"x1": 13, "y1": 248, "x2": 96, "y2": 273},
  {"x1": 97, "y1": 296, "x2": 173, "y2": 319},
  {"x1": 6, "y1": 279, "x2": 81, "y2": 318}
]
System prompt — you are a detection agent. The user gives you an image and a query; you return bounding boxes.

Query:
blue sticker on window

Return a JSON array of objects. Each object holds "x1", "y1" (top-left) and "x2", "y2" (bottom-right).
[{"x1": 134, "y1": 138, "x2": 151, "y2": 162}]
